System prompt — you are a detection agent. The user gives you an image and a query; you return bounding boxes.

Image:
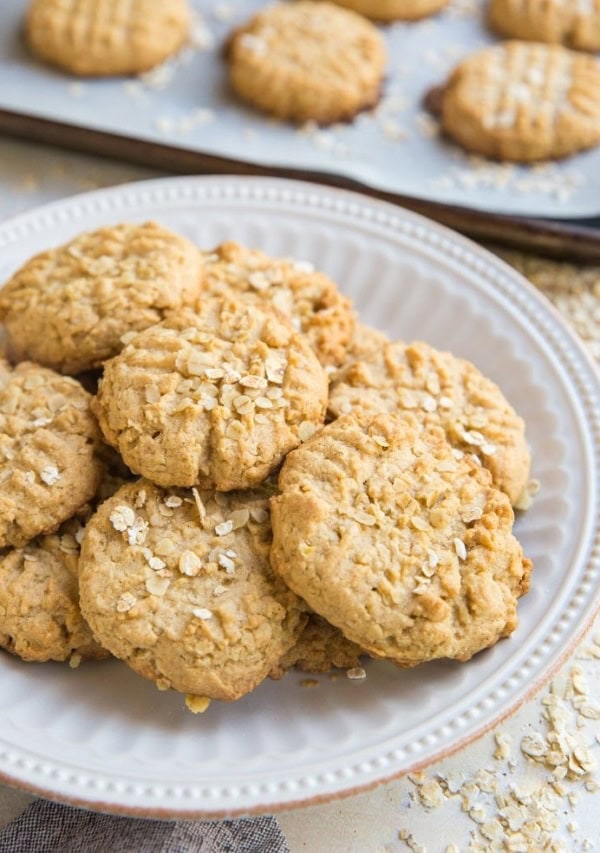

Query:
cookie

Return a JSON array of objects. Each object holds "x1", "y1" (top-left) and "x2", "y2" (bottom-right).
[
  {"x1": 200, "y1": 242, "x2": 356, "y2": 367},
  {"x1": 25, "y1": 0, "x2": 190, "y2": 77},
  {"x1": 0, "y1": 515, "x2": 108, "y2": 664},
  {"x1": 226, "y1": 1, "x2": 386, "y2": 124},
  {"x1": 337, "y1": 322, "x2": 391, "y2": 368},
  {"x1": 326, "y1": 0, "x2": 449, "y2": 22},
  {"x1": 328, "y1": 340, "x2": 530, "y2": 505},
  {"x1": 439, "y1": 41, "x2": 600, "y2": 162},
  {"x1": 0, "y1": 360, "x2": 104, "y2": 548},
  {"x1": 489, "y1": 0, "x2": 600, "y2": 53},
  {"x1": 79, "y1": 480, "x2": 307, "y2": 702},
  {"x1": 276, "y1": 614, "x2": 364, "y2": 675},
  {"x1": 0, "y1": 221, "x2": 202, "y2": 375},
  {"x1": 271, "y1": 413, "x2": 531, "y2": 667},
  {"x1": 93, "y1": 298, "x2": 328, "y2": 490}
]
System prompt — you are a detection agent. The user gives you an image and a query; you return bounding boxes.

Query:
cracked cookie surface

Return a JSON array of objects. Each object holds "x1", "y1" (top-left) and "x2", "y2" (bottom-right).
[
  {"x1": 271, "y1": 412, "x2": 531, "y2": 667},
  {"x1": 0, "y1": 221, "x2": 202, "y2": 375},
  {"x1": 79, "y1": 480, "x2": 307, "y2": 701},
  {"x1": 93, "y1": 298, "x2": 328, "y2": 490}
]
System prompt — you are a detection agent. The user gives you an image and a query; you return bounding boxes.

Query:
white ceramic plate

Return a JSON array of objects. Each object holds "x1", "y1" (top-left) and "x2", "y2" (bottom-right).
[{"x1": 0, "y1": 177, "x2": 599, "y2": 818}]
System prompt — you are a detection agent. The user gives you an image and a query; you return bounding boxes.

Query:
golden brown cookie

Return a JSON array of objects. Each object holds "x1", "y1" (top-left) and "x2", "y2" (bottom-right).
[
  {"x1": 0, "y1": 222, "x2": 202, "y2": 375},
  {"x1": 489, "y1": 0, "x2": 600, "y2": 53},
  {"x1": 337, "y1": 322, "x2": 391, "y2": 369},
  {"x1": 93, "y1": 298, "x2": 328, "y2": 490},
  {"x1": 326, "y1": 0, "x2": 449, "y2": 21},
  {"x1": 0, "y1": 360, "x2": 104, "y2": 548},
  {"x1": 328, "y1": 340, "x2": 530, "y2": 505},
  {"x1": 79, "y1": 480, "x2": 307, "y2": 702},
  {"x1": 25, "y1": 0, "x2": 191, "y2": 76},
  {"x1": 276, "y1": 614, "x2": 364, "y2": 675},
  {"x1": 226, "y1": 1, "x2": 387, "y2": 124},
  {"x1": 200, "y1": 242, "x2": 356, "y2": 367},
  {"x1": 439, "y1": 41, "x2": 600, "y2": 162},
  {"x1": 0, "y1": 515, "x2": 108, "y2": 664},
  {"x1": 271, "y1": 413, "x2": 531, "y2": 667}
]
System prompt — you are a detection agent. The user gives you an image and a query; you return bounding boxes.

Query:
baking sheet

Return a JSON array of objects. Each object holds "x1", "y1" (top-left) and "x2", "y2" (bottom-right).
[{"x1": 0, "y1": 0, "x2": 599, "y2": 218}]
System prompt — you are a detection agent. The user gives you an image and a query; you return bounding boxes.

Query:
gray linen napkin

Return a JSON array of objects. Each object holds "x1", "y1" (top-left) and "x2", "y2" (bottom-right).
[{"x1": 0, "y1": 799, "x2": 289, "y2": 853}]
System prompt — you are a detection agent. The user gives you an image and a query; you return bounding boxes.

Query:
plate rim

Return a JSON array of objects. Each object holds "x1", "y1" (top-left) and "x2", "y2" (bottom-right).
[{"x1": 0, "y1": 174, "x2": 599, "y2": 818}]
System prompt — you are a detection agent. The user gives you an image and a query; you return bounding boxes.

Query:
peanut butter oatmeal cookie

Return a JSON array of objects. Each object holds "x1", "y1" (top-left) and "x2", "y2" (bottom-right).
[
  {"x1": 275, "y1": 614, "x2": 364, "y2": 675},
  {"x1": 0, "y1": 360, "x2": 104, "y2": 548},
  {"x1": 79, "y1": 480, "x2": 307, "y2": 702},
  {"x1": 328, "y1": 340, "x2": 530, "y2": 505},
  {"x1": 438, "y1": 41, "x2": 600, "y2": 162},
  {"x1": 0, "y1": 222, "x2": 202, "y2": 375},
  {"x1": 226, "y1": 1, "x2": 386, "y2": 124},
  {"x1": 200, "y1": 242, "x2": 355, "y2": 367},
  {"x1": 0, "y1": 515, "x2": 108, "y2": 664},
  {"x1": 271, "y1": 413, "x2": 531, "y2": 667},
  {"x1": 337, "y1": 322, "x2": 391, "y2": 368},
  {"x1": 489, "y1": 0, "x2": 600, "y2": 53},
  {"x1": 25, "y1": 0, "x2": 190, "y2": 76},
  {"x1": 326, "y1": 0, "x2": 449, "y2": 21},
  {"x1": 93, "y1": 298, "x2": 328, "y2": 490}
]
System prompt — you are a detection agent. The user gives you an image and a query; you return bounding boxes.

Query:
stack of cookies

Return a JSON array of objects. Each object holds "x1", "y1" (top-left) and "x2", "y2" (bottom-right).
[{"x1": 0, "y1": 220, "x2": 532, "y2": 712}]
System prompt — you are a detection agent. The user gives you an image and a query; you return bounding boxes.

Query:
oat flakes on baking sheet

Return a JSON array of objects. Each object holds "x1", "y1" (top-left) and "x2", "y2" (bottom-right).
[{"x1": 0, "y1": 0, "x2": 598, "y2": 216}]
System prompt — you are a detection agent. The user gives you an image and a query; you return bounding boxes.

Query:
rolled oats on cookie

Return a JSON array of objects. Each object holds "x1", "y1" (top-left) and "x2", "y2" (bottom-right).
[
  {"x1": 93, "y1": 298, "x2": 328, "y2": 490},
  {"x1": 0, "y1": 221, "x2": 202, "y2": 375},
  {"x1": 79, "y1": 480, "x2": 307, "y2": 702},
  {"x1": 438, "y1": 41, "x2": 600, "y2": 162},
  {"x1": 329, "y1": 339, "x2": 530, "y2": 505},
  {"x1": 0, "y1": 514, "x2": 108, "y2": 664},
  {"x1": 200, "y1": 242, "x2": 356, "y2": 367},
  {"x1": 0, "y1": 360, "x2": 104, "y2": 548},
  {"x1": 271, "y1": 412, "x2": 531, "y2": 667},
  {"x1": 25, "y1": 0, "x2": 191, "y2": 76},
  {"x1": 226, "y1": 1, "x2": 386, "y2": 124}
]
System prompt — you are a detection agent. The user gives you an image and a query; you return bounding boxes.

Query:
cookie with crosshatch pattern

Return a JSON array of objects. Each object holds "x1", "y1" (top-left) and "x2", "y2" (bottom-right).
[
  {"x1": 226, "y1": 1, "x2": 386, "y2": 124},
  {"x1": 79, "y1": 480, "x2": 307, "y2": 702},
  {"x1": 92, "y1": 297, "x2": 328, "y2": 490},
  {"x1": 325, "y1": 0, "x2": 448, "y2": 21},
  {"x1": 25, "y1": 0, "x2": 191, "y2": 76},
  {"x1": 439, "y1": 41, "x2": 600, "y2": 162},
  {"x1": 328, "y1": 340, "x2": 530, "y2": 506},
  {"x1": 489, "y1": 0, "x2": 600, "y2": 53},
  {"x1": 271, "y1": 412, "x2": 532, "y2": 667}
]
